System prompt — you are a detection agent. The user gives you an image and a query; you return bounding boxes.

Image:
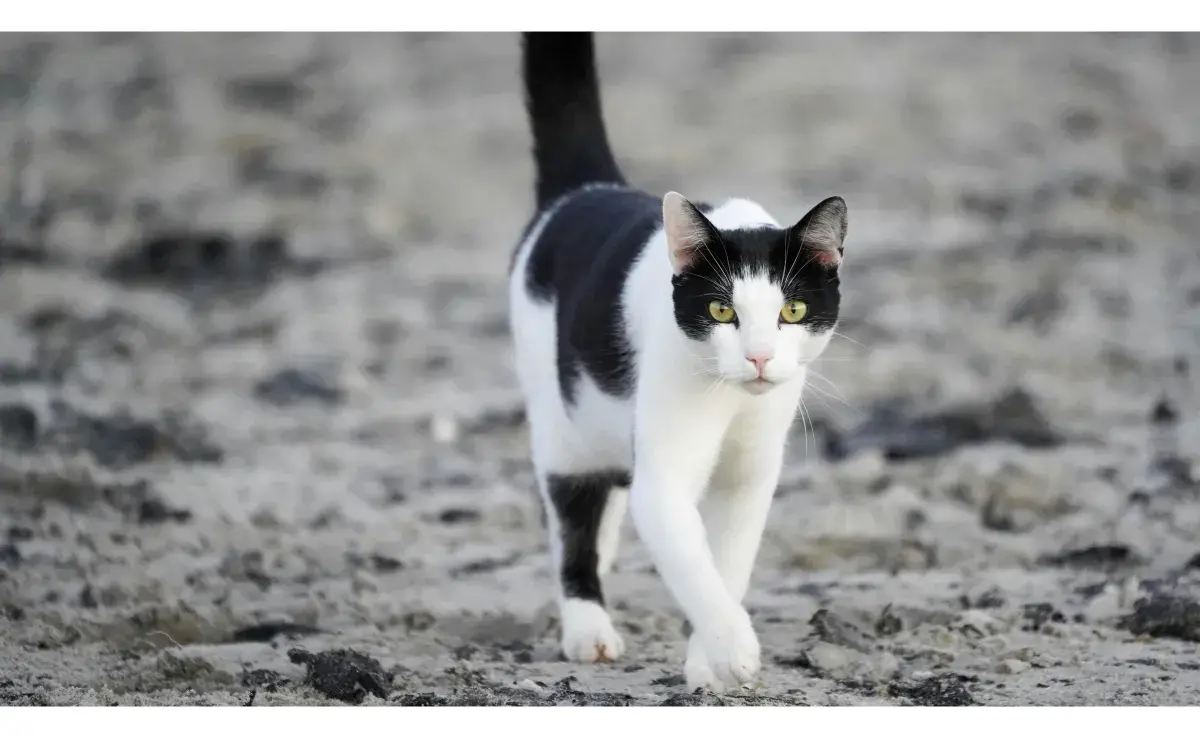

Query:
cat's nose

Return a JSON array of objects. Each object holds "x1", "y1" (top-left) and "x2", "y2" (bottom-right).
[{"x1": 746, "y1": 353, "x2": 772, "y2": 377}]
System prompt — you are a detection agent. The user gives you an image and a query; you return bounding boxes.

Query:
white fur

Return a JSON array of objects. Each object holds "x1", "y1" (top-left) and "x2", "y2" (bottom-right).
[{"x1": 508, "y1": 192, "x2": 835, "y2": 690}]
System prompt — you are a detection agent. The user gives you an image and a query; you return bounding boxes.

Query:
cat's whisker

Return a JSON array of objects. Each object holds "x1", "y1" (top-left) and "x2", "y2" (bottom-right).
[
  {"x1": 803, "y1": 381, "x2": 861, "y2": 417},
  {"x1": 804, "y1": 374, "x2": 853, "y2": 407},
  {"x1": 830, "y1": 330, "x2": 866, "y2": 349}
]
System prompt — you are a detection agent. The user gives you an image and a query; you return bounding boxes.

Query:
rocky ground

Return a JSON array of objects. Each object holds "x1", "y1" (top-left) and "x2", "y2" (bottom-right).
[{"x1": 1, "y1": 32, "x2": 1199, "y2": 706}]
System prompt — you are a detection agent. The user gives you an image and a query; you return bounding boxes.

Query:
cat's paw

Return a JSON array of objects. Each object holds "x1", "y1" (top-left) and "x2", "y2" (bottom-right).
[
  {"x1": 684, "y1": 633, "x2": 719, "y2": 692},
  {"x1": 560, "y1": 598, "x2": 625, "y2": 664},
  {"x1": 690, "y1": 608, "x2": 760, "y2": 693}
]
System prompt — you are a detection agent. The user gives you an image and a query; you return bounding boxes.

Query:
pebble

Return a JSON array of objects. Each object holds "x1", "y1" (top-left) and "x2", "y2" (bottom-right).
[
  {"x1": 430, "y1": 414, "x2": 459, "y2": 444},
  {"x1": 999, "y1": 659, "x2": 1030, "y2": 674},
  {"x1": 351, "y1": 569, "x2": 379, "y2": 595}
]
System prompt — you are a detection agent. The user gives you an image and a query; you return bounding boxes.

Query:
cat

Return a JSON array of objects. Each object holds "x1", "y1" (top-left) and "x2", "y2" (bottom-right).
[{"x1": 507, "y1": 32, "x2": 849, "y2": 693}]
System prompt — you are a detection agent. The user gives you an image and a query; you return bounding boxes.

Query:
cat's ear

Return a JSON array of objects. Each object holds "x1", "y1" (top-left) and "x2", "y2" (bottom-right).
[
  {"x1": 663, "y1": 191, "x2": 718, "y2": 275},
  {"x1": 789, "y1": 196, "x2": 848, "y2": 270}
]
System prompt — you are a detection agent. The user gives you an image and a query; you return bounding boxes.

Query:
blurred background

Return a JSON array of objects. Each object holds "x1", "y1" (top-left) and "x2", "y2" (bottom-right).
[{"x1": 0, "y1": 33, "x2": 1198, "y2": 706}]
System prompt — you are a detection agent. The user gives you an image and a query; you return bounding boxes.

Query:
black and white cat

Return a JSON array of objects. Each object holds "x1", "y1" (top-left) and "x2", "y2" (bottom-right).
[{"x1": 507, "y1": 33, "x2": 849, "y2": 693}]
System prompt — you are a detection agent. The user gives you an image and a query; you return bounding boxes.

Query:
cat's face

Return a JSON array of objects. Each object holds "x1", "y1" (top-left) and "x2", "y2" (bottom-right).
[{"x1": 664, "y1": 193, "x2": 846, "y2": 395}]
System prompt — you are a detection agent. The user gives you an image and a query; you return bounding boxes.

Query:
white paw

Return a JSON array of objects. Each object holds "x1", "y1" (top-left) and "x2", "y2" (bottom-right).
[
  {"x1": 560, "y1": 598, "x2": 625, "y2": 664},
  {"x1": 688, "y1": 609, "x2": 760, "y2": 693},
  {"x1": 684, "y1": 633, "x2": 718, "y2": 692}
]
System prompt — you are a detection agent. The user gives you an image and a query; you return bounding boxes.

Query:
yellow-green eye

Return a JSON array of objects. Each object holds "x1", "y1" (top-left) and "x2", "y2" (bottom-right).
[
  {"x1": 780, "y1": 300, "x2": 808, "y2": 323},
  {"x1": 708, "y1": 301, "x2": 735, "y2": 323}
]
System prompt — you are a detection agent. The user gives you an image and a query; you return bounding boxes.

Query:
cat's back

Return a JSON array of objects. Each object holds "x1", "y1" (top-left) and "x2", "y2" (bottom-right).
[{"x1": 518, "y1": 184, "x2": 663, "y2": 306}]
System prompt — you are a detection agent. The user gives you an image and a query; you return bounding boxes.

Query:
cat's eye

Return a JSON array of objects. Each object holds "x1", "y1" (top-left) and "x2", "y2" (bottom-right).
[
  {"x1": 708, "y1": 301, "x2": 736, "y2": 323},
  {"x1": 780, "y1": 300, "x2": 808, "y2": 324}
]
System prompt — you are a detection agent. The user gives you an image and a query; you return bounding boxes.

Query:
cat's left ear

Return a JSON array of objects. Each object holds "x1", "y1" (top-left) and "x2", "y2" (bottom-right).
[
  {"x1": 789, "y1": 196, "x2": 848, "y2": 270},
  {"x1": 663, "y1": 191, "x2": 719, "y2": 275}
]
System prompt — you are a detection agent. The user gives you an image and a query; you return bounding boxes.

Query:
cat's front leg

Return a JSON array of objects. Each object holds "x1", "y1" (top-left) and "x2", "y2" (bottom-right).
[
  {"x1": 684, "y1": 388, "x2": 800, "y2": 689},
  {"x1": 628, "y1": 388, "x2": 760, "y2": 693}
]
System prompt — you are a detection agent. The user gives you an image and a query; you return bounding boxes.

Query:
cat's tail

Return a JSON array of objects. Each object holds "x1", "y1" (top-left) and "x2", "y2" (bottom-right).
[{"x1": 521, "y1": 32, "x2": 626, "y2": 209}]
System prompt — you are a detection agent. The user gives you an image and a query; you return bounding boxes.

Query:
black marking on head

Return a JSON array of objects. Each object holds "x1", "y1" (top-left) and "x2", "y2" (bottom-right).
[
  {"x1": 522, "y1": 187, "x2": 663, "y2": 405},
  {"x1": 547, "y1": 469, "x2": 631, "y2": 604},
  {"x1": 669, "y1": 197, "x2": 846, "y2": 341}
]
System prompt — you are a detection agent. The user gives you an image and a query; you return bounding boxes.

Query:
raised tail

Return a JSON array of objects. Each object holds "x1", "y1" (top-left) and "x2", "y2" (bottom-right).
[{"x1": 521, "y1": 32, "x2": 626, "y2": 209}]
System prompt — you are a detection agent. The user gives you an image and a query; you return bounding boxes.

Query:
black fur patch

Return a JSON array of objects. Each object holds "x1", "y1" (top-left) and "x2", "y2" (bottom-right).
[
  {"x1": 524, "y1": 187, "x2": 663, "y2": 404},
  {"x1": 547, "y1": 470, "x2": 631, "y2": 604}
]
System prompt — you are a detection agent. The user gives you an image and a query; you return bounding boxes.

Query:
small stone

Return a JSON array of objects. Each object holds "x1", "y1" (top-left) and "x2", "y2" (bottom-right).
[
  {"x1": 958, "y1": 609, "x2": 1002, "y2": 637},
  {"x1": 1150, "y1": 396, "x2": 1179, "y2": 425},
  {"x1": 999, "y1": 659, "x2": 1030, "y2": 674},
  {"x1": 430, "y1": 414, "x2": 459, "y2": 444},
  {"x1": 351, "y1": 569, "x2": 379, "y2": 595}
]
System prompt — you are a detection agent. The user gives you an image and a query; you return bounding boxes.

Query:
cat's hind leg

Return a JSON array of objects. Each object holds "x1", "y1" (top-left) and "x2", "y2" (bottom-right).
[{"x1": 539, "y1": 470, "x2": 628, "y2": 663}]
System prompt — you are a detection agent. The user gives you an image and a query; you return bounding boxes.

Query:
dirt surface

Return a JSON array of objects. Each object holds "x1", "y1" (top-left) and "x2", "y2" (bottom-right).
[{"x1": 2, "y1": 32, "x2": 1200, "y2": 706}]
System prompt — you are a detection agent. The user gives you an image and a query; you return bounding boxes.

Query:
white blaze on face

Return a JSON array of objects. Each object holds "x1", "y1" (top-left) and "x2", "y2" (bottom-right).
[{"x1": 702, "y1": 270, "x2": 833, "y2": 390}]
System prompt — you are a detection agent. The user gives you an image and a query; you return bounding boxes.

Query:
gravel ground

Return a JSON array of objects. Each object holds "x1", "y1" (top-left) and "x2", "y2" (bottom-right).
[{"x1": 2, "y1": 32, "x2": 1199, "y2": 706}]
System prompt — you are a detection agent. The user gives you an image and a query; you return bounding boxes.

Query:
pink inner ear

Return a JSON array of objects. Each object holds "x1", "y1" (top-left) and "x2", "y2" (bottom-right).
[
  {"x1": 812, "y1": 249, "x2": 841, "y2": 268},
  {"x1": 672, "y1": 240, "x2": 699, "y2": 271}
]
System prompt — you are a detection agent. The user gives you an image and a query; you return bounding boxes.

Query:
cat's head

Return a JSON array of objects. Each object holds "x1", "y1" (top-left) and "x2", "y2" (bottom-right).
[{"x1": 663, "y1": 192, "x2": 846, "y2": 395}]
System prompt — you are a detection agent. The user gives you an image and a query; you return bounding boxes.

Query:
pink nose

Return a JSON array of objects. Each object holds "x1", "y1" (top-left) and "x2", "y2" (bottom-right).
[{"x1": 747, "y1": 353, "x2": 771, "y2": 377}]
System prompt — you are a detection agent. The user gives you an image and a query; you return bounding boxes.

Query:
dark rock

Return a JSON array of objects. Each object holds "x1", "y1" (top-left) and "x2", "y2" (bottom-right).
[
  {"x1": 1062, "y1": 108, "x2": 1101, "y2": 139},
  {"x1": 1164, "y1": 161, "x2": 1198, "y2": 193},
  {"x1": 1151, "y1": 396, "x2": 1180, "y2": 425},
  {"x1": 0, "y1": 239, "x2": 48, "y2": 267},
  {"x1": 368, "y1": 554, "x2": 404, "y2": 573},
  {"x1": 111, "y1": 70, "x2": 167, "y2": 121},
  {"x1": 438, "y1": 508, "x2": 481, "y2": 525},
  {"x1": 0, "y1": 543, "x2": 20, "y2": 567},
  {"x1": 960, "y1": 588, "x2": 1007, "y2": 610},
  {"x1": 288, "y1": 647, "x2": 393, "y2": 704},
  {"x1": 1119, "y1": 594, "x2": 1200, "y2": 642},
  {"x1": 1184, "y1": 552, "x2": 1200, "y2": 571},
  {"x1": 135, "y1": 497, "x2": 192, "y2": 525},
  {"x1": 241, "y1": 668, "x2": 291, "y2": 693},
  {"x1": 225, "y1": 76, "x2": 308, "y2": 115},
  {"x1": 101, "y1": 481, "x2": 191, "y2": 526},
  {"x1": 875, "y1": 605, "x2": 904, "y2": 637},
  {"x1": 218, "y1": 550, "x2": 273, "y2": 591},
  {"x1": 79, "y1": 584, "x2": 98, "y2": 609},
  {"x1": 6, "y1": 526, "x2": 34, "y2": 543},
  {"x1": 1007, "y1": 280, "x2": 1065, "y2": 331},
  {"x1": 959, "y1": 192, "x2": 1012, "y2": 222},
  {"x1": 103, "y1": 230, "x2": 323, "y2": 298},
  {"x1": 810, "y1": 608, "x2": 875, "y2": 653},
  {"x1": 230, "y1": 621, "x2": 325, "y2": 643},
  {"x1": 650, "y1": 674, "x2": 687, "y2": 687},
  {"x1": 0, "y1": 404, "x2": 37, "y2": 450},
  {"x1": 1022, "y1": 602, "x2": 1066, "y2": 631},
  {"x1": 393, "y1": 693, "x2": 452, "y2": 706},
  {"x1": 825, "y1": 387, "x2": 1062, "y2": 462},
  {"x1": 451, "y1": 553, "x2": 520, "y2": 577},
  {"x1": 254, "y1": 368, "x2": 345, "y2": 407},
  {"x1": 43, "y1": 401, "x2": 222, "y2": 469},
  {"x1": 463, "y1": 406, "x2": 527, "y2": 435},
  {"x1": 236, "y1": 145, "x2": 328, "y2": 197},
  {"x1": 1039, "y1": 543, "x2": 1142, "y2": 571},
  {"x1": 887, "y1": 673, "x2": 975, "y2": 706}
]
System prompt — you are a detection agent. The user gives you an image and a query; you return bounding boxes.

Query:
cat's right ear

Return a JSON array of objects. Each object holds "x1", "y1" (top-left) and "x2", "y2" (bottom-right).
[{"x1": 663, "y1": 191, "x2": 715, "y2": 275}]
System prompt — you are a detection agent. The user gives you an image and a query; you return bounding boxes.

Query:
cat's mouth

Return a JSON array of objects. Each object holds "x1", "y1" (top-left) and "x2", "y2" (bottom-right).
[{"x1": 741, "y1": 377, "x2": 776, "y2": 395}]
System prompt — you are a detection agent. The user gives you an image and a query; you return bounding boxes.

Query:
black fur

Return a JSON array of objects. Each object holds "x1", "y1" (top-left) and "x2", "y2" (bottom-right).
[
  {"x1": 526, "y1": 186, "x2": 662, "y2": 403},
  {"x1": 522, "y1": 33, "x2": 625, "y2": 208},
  {"x1": 548, "y1": 470, "x2": 631, "y2": 604}
]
